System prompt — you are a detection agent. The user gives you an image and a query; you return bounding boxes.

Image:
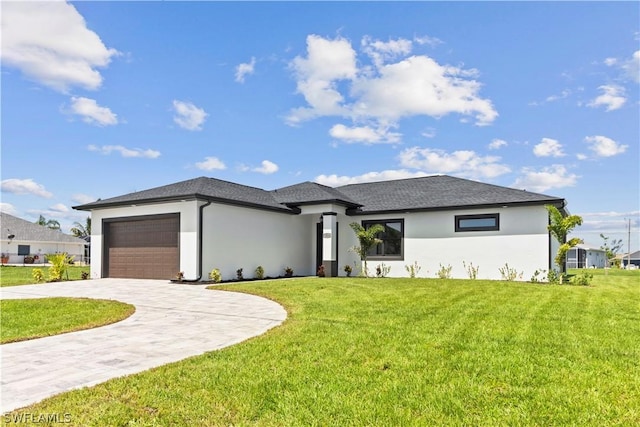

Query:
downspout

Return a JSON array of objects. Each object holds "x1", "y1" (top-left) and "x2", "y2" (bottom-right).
[{"x1": 174, "y1": 200, "x2": 212, "y2": 283}]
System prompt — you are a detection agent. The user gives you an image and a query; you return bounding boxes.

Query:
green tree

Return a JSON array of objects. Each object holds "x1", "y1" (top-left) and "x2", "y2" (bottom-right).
[
  {"x1": 600, "y1": 233, "x2": 623, "y2": 266},
  {"x1": 35, "y1": 215, "x2": 61, "y2": 231},
  {"x1": 545, "y1": 205, "x2": 583, "y2": 281},
  {"x1": 349, "y1": 222, "x2": 384, "y2": 277},
  {"x1": 70, "y1": 217, "x2": 91, "y2": 238}
]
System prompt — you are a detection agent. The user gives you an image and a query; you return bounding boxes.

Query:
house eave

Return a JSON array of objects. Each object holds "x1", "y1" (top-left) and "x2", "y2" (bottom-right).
[
  {"x1": 74, "y1": 194, "x2": 299, "y2": 215},
  {"x1": 346, "y1": 199, "x2": 566, "y2": 216}
]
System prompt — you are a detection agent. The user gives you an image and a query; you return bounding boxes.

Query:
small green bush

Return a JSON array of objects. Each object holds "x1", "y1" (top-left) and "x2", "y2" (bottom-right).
[
  {"x1": 498, "y1": 263, "x2": 522, "y2": 281},
  {"x1": 255, "y1": 266, "x2": 265, "y2": 280},
  {"x1": 405, "y1": 261, "x2": 421, "y2": 278},
  {"x1": 46, "y1": 253, "x2": 73, "y2": 282},
  {"x1": 375, "y1": 263, "x2": 391, "y2": 278},
  {"x1": 436, "y1": 263, "x2": 452, "y2": 279},
  {"x1": 236, "y1": 268, "x2": 244, "y2": 280},
  {"x1": 571, "y1": 271, "x2": 594, "y2": 286},
  {"x1": 32, "y1": 268, "x2": 45, "y2": 283},
  {"x1": 209, "y1": 268, "x2": 222, "y2": 283},
  {"x1": 463, "y1": 261, "x2": 479, "y2": 280}
]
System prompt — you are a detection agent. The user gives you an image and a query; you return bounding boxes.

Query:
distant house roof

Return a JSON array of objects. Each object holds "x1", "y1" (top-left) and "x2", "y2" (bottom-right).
[
  {"x1": 74, "y1": 175, "x2": 565, "y2": 214},
  {"x1": 573, "y1": 244, "x2": 606, "y2": 252},
  {"x1": 616, "y1": 250, "x2": 640, "y2": 260},
  {"x1": 0, "y1": 212, "x2": 86, "y2": 245}
]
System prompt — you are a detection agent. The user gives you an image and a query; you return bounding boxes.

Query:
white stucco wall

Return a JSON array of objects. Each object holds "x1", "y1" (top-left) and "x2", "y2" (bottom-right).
[
  {"x1": 0, "y1": 241, "x2": 85, "y2": 264},
  {"x1": 88, "y1": 201, "x2": 199, "y2": 279},
  {"x1": 201, "y1": 203, "x2": 314, "y2": 280},
  {"x1": 342, "y1": 205, "x2": 553, "y2": 280}
]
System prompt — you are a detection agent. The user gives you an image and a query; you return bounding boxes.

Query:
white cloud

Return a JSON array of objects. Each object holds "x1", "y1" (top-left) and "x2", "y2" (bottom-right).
[
  {"x1": 576, "y1": 153, "x2": 588, "y2": 161},
  {"x1": 0, "y1": 203, "x2": 19, "y2": 216},
  {"x1": 71, "y1": 194, "x2": 96, "y2": 204},
  {"x1": 584, "y1": 135, "x2": 628, "y2": 157},
  {"x1": 235, "y1": 57, "x2": 256, "y2": 83},
  {"x1": 172, "y1": 100, "x2": 208, "y2": 131},
  {"x1": 287, "y1": 35, "x2": 357, "y2": 124},
  {"x1": 315, "y1": 169, "x2": 429, "y2": 187},
  {"x1": 329, "y1": 124, "x2": 401, "y2": 144},
  {"x1": 1, "y1": 1, "x2": 119, "y2": 93},
  {"x1": 533, "y1": 138, "x2": 565, "y2": 157},
  {"x1": 252, "y1": 160, "x2": 279, "y2": 174},
  {"x1": 398, "y1": 147, "x2": 510, "y2": 179},
  {"x1": 286, "y1": 34, "x2": 497, "y2": 135},
  {"x1": 488, "y1": 139, "x2": 508, "y2": 150},
  {"x1": 414, "y1": 35, "x2": 443, "y2": 47},
  {"x1": 545, "y1": 89, "x2": 571, "y2": 102},
  {"x1": 69, "y1": 97, "x2": 118, "y2": 126},
  {"x1": 195, "y1": 156, "x2": 226, "y2": 171},
  {"x1": 87, "y1": 145, "x2": 161, "y2": 159},
  {"x1": 587, "y1": 85, "x2": 626, "y2": 111},
  {"x1": 622, "y1": 50, "x2": 640, "y2": 83},
  {"x1": 1, "y1": 178, "x2": 53, "y2": 198},
  {"x1": 362, "y1": 36, "x2": 413, "y2": 68},
  {"x1": 511, "y1": 165, "x2": 578, "y2": 193},
  {"x1": 604, "y1": 57, "x2": 618, "y2": 66},
  {"x1": 351, "y1": 55, "x2": 497, "y2": 126},
  {"x1": 49, "y1": 203, "x2": 69, "y2": 213}
]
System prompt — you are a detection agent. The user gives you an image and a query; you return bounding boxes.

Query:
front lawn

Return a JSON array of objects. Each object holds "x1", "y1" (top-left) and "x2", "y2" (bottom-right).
[
  {"x1": 0, "y1": 265, "x2": 90, "y2": 287},
  {"x1": 6, "y1": 271, "x2": 639, "y2": 426},
  {"x1": 0, "y1": 297, "x2": 135, "y2": 343}
]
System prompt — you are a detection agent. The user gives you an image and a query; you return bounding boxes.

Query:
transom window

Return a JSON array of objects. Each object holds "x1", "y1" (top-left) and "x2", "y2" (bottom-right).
[
  {"x1": 455, "y1": 213, "x2": 500, "y2": 232},
  {"x1": 363, "y1": 219, "x2": 404, "y2": 259}
]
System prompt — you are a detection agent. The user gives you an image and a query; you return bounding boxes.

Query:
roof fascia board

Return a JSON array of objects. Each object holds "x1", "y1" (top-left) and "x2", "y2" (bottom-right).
[{"x1": 347, "y1": 199, "x2": 566, "y2": 216}]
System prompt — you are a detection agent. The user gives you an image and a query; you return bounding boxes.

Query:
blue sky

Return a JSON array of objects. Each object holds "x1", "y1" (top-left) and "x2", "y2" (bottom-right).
[{"x1": 1, "y1": 1, "x2": 639, "y2": 252}]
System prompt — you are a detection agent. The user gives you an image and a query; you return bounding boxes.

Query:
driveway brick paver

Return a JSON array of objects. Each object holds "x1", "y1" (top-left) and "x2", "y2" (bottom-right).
[{"x1": 0, "y1": 279, "x2": 287, "y2": 413}]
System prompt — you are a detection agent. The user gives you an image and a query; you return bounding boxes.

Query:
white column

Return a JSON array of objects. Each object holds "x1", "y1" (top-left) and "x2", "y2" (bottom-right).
[{"x1": 322, "y1": 213, "x2": 338, "y2": 276}]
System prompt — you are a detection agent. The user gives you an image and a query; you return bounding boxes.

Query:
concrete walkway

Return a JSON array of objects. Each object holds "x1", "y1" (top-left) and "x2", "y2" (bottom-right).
[{"x1": 0, "y1": 279, "x2": 287, "y2": 413}]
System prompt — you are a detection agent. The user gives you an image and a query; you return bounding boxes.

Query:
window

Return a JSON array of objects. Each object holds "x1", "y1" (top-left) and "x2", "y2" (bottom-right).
[
  {"x1": 363, "y1": 220, "x2": 404, "y2": 259},
  {"x1": 455, "y1": 213, "x2": 499, "y2": 232},
  {"x1": 17, "y1": 245, "x2": 30, "y2": 256}
]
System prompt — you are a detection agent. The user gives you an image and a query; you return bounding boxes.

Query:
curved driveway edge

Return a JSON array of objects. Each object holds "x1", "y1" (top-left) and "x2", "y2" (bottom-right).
[{"x1": 0, "y1": 279, "x2": 287, "y2": 413}]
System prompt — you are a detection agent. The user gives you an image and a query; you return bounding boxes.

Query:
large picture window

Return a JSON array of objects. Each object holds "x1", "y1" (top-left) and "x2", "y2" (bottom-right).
[
  {"x1": 363, "y1": 219, "x2": 404, "y2": 259},
  {"x1": 455, "y1": 213, "x2": 500, "y2": 232}
]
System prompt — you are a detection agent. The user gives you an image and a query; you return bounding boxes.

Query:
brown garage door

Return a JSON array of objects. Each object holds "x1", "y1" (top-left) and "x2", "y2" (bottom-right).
[{"x1": 104, "y1": 214, "x2": 179, "y2": 279}]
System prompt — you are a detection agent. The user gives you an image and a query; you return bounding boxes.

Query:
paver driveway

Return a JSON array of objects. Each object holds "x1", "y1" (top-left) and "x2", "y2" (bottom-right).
[{"x1": 0, "y1": 279, "x2": 287, "y2": 413}]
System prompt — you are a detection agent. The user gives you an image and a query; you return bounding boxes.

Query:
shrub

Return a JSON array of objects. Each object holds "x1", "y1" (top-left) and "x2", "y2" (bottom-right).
[
  {"x1": 463, "y1": 261, "x2": 479, "y2": 280},
  {"x1": 317, "y1": 265, "x2": 325, "y2": 277},
  {"x1": 175, "y1": 271, "x2": 184, "y2": 282},
  {"x1": 284, "y1": 267, "x2": 294, "y2": 278},
  {"x1": 571, "y1": 271, "x2": 593, "y2": 286},
  {"x1": 46, "y1": 253, "x2": 73, "y2": 282},
  {"x1": 436, "y1": 263, "x2": 452, "y2": 279},
  {"x1": 498, "y1": 263, "x2": 522, "y2": 281},
  {"x1": 81, "y1": 271, "x2": 89, "y2": 280},
  {"x1": 236, "y1": 268, "x2": 244, "y2": 281},
  {"x1": 343, "y1": 264, "x2": 352, "y2": 277},
  {"x1": 32, "y1": 268, "x2": 45, "y2": 283},
  {"x1": 375, "y1": 263, "x2": 391, "y2": 278},
  {"x1": 209, "y1": 268, "x2": 222, "y2": 283},
  {"x1": 530, "y1": 269, "x2": 547, "y2": 283},
  {"x1": 404, "y1": 261, "x2": 421, "y2": 278},
  {"x1": 255, "y1": 266, "x2": 265, "y2": 280}
]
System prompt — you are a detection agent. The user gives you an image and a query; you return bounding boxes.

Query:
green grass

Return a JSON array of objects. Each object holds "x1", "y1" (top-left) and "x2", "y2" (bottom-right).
[
  {"x1": 0, "y1": 265, "x2": 90, "y2": 287},
  {"x1": 3, "y1": 270, "x2": 639, "y2": 426},
  {"x1": 0, "y1": 297, "x2": 135, "y2": 343}
]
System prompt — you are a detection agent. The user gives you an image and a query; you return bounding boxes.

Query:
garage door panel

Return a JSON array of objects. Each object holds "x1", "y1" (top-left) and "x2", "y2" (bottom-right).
[{"x1": 105, "y1": 214, "x2": 179, "y2": 280}]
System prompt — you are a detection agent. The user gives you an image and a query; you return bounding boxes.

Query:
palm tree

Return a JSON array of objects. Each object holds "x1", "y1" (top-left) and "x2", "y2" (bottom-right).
[
  {"x1": 349, "y1": 222, "x2": 385, "y2": 277},
  {"x1": 546, "y1": 205, "x2": 583, "y2": 281},
  {"x1": 70, "y1": 217, "x2": 91, "y2": 239},
  {"x1": 35, "y1": 215, "x2": 61, "y2": 231}
]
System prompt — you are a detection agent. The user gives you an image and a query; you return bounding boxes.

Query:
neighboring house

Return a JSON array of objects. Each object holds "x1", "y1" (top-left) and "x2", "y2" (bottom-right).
[
  {"x1": 0, "y1": 212, "x2": 87, "y2": 265},
  {"x1": 616, "y1": 251, "x2": 640, "y2": 268},
  {"x1": 566, "y1": 244, "x2": 607, "y2": 269},
  {"x1": 74, "y1": 175, "x2": 568, "y2": 281}
]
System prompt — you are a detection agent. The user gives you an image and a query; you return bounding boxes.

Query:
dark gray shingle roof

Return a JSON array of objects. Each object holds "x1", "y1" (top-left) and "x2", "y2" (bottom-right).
[
  {"x1": 271, "y1": 181, "x2": 360, "y2": 207},
  {"x1": 74, "y1": 175, "x2": 564, "y2": 214},
  {"x1": 336, "y1": 175, "x2": 564, "y2": 214},
  {"x1": 0, "y1": 212, "x2": 86, "y2": 244},
  {"x1": 75, "y1": 177, "x2": 295, "y2": 213}
]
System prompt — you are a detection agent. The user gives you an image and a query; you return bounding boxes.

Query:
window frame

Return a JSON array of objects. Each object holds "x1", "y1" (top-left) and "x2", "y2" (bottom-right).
[
  {"x1": 362, "y1": 219, "x2": 404, "y2": 260},
  {"x1": 455, "y1": 213, "x2": 500, "y2": 232},
  {"x1": 17, "y1": 245, "x2": 31, "y2": 256}
]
